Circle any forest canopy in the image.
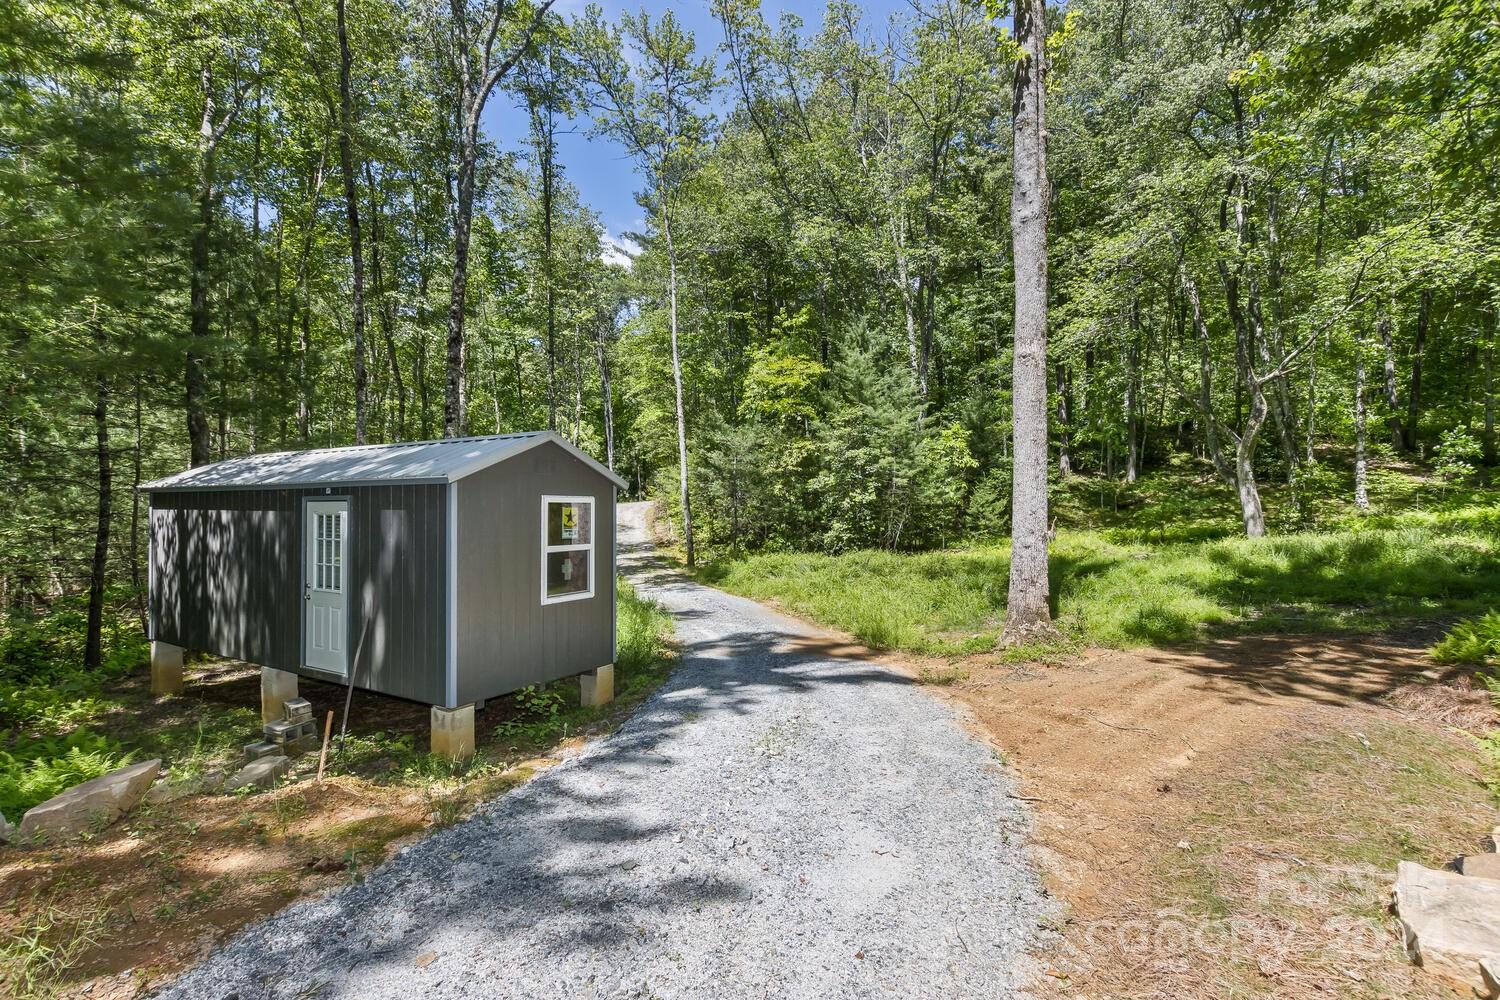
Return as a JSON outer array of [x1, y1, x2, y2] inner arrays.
[[1, 0, 1496, 657]]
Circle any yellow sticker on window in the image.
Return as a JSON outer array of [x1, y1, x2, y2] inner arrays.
[[561, 504, 578, 540]]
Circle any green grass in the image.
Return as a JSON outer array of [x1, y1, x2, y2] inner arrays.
[[0, 577, 676, 815], [698, 497, 1500, 656]]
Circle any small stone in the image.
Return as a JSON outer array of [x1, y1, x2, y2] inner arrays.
[[222, 755, 291, 793], [621, 859, 639, 871], [1176, 840, 1190, 851], [414, 951, 437, 968], [19, 759, 161, 843]]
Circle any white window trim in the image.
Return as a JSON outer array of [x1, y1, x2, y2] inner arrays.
[[540, 494, 595, 606]]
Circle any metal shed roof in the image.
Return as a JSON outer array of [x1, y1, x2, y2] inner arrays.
[[140, 430, 627, 492]]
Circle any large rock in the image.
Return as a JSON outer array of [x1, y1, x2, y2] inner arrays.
[[0, 810, 14, 843], [18, 759, 160, 843], [1458, 853, 1500, 881], [1393, 861, 1500, 997], [222, 755, 290, 793]]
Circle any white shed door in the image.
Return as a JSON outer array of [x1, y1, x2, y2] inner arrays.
[[304, 500, 349, 675]]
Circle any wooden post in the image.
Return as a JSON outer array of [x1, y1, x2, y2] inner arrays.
[[316, 710, 334, 783]]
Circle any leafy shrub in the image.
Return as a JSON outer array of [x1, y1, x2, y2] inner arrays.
[[616, 575, 671, 674], [1434, 427, 1484, 486], [1432, 611, 1500, 667], [0, 734, 135, 817], [513, 684, 565, 721]]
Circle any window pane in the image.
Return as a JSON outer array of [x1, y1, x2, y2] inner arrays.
[[546, 550, 589, 597], [547, 501, 591, 546]]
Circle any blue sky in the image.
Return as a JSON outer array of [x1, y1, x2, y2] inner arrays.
[[480, 0, 915, 263]]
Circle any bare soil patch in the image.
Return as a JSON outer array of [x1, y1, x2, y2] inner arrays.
[[0, 662, 611, 998], [718, 591, 1500, 997], [935, 632, 1500, 999]]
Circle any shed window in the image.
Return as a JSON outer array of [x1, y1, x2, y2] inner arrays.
[[314, 511, 343, 592], [541, 496, 593, 605]]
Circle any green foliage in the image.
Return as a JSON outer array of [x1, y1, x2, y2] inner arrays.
[[0, 736, 135, 819], [615, 575, 672, 677], [0, 598, 146, 815], [0, 903, 112, 1000], [704, 513, 1500, 655], [1434, 427, 1484, 485], [740, 337, 828, 426], [1432, 612, 1500, 666]]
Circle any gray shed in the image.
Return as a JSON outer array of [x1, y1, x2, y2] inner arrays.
[[139, 431, 626, 757]]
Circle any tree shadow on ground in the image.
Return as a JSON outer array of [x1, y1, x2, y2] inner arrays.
[[165, 520, 921, 996]]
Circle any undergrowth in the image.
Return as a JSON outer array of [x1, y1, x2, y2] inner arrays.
[[701, 522, 1500, 656], [1432, 611, 1500, 797], [0, 593, 144, 817], [0, 903, 113, 1000], [0, 577, 675, 818]]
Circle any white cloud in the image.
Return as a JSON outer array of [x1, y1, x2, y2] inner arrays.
[[602, 230, 640, 269]]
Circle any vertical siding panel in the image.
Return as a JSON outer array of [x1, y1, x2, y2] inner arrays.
[[454, 441, 615, 705]]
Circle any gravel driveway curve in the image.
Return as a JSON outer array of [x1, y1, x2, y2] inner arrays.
[[158, 502, 1052, 1000]]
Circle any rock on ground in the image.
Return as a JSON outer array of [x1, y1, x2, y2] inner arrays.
[[18, 759, 160, 843], [222, 755, 291, 793], [1458, 853, 1500, 881], [1393, 860, 1500, 997], [156, 502, 1052, 1000]]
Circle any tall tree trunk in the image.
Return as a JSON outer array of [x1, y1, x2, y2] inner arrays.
[[299, 281, 312, 443], [1233, 390, 1268, 536], [893, 216, 924, 399], [1181, 265, 1234, 482], [365, 163, 405, 439], [541, 122, 557, 431], [442, 0, 555, 439], [445, 123, 478, 438], [1305, 333, 1319, 462], [1354, 320, 1369, 509], [248, 85, 264, 453], [1055, 361, 1071, 476], [1001, 0, 1054, 642], [1379, 302, 1402, 449], [1404, 290, 1429, 451], [417, 271, 433, 438], [186, 68, 218, 468], [130, 381, 146, 635], [663, 208, 696, 567], [1124, 299, 1140, 483], [1484, 308, 1496, 464], [86, 312, 112, 670], [337, 0, 368, 444], [596, 318, 615, 470]]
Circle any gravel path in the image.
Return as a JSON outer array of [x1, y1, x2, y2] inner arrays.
[[159, 502, 1051, 1000]]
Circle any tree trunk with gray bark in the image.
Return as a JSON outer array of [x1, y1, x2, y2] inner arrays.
[[1001, 0, 1055, 644]]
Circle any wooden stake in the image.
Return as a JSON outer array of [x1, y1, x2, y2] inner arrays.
[[316, 710, 334, 784]]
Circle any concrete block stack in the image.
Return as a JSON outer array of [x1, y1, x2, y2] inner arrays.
[[245, 697, 319, 761]]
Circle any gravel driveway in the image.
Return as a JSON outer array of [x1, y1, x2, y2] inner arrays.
[[159, 501, 1051, 1000]]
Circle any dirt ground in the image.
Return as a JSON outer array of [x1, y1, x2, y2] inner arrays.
[[929, 632, 1500, 999], [0, 662, 592, 999], [7, 619, 1496, 999]]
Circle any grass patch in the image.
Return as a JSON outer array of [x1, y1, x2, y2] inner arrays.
[[700, 521, 1500, 655], [1137, 720, 1495, 998], [0, 575, 677, 996], [0, 903, 113, 1000]]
